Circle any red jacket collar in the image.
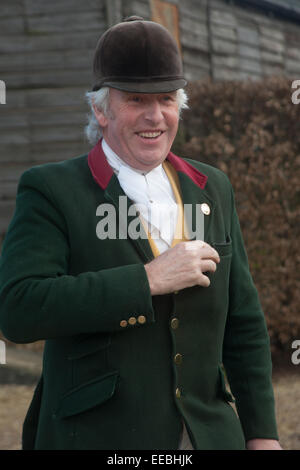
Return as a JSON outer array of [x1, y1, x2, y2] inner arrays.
[[88, 139, 207, 190]]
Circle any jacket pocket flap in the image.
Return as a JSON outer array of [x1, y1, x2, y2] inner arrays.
[[218, 364, 235, 403], [54, 371, 119, 419], [212, 235, 232, 257], [68, 334, 111, 360]]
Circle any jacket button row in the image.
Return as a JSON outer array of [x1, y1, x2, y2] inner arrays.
[[171, 317, 179, 329], [174, 353, 183, 365], [120, 315, 146, 328]]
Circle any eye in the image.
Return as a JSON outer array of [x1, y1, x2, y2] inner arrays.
[[129, 95, 143, 103], [161, 94, 176, 103]]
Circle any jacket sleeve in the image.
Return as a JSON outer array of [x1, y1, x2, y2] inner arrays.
[[222, 184, 279, 442], [0, 168, 155, 343]]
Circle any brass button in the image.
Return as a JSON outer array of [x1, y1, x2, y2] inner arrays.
[[120, 320, 127, 328], [171, 318, 179, 330], [128, 316, 137, 326], [201, 203, 210, 215], [137, 315, 146, 324], [174, 353, 183, 365], [175, 388, 181, 398]]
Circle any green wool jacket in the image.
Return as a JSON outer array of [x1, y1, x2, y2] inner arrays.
[[0, 140, 278, 450]]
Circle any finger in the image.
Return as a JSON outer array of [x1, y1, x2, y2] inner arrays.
[[198, 246, 220, 263], [200, 259, 217, 273], [175, 240, 220, 264], [198, 273, 211, 288], [194, 240, 220, 262]]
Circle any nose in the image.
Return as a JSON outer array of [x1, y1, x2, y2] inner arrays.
[[144, 99, 164, 124]]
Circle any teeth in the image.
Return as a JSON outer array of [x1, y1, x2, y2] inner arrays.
[[138, 131, 162, 138]]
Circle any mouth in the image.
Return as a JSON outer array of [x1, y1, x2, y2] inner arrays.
[[136, 130, 164, 139]]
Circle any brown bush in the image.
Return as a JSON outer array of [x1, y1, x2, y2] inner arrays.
[[174, 77, 300, 356]]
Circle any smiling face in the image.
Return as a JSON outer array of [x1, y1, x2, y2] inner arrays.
[[93, 88, 179, 172]]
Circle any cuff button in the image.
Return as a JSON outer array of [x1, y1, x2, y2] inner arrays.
[[137, 315, 146, 324]]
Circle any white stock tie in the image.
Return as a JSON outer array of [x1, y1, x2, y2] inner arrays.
[[117, 164, 178, 248]]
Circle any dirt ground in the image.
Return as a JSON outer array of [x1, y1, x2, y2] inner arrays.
[[272, 370, 300, 450], [0, 368, 299, 450]]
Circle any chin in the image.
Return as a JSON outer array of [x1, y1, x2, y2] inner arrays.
[[142, 156, 164, 167]]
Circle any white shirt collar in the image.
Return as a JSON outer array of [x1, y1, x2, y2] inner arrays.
[[102, 138, 145, 175]]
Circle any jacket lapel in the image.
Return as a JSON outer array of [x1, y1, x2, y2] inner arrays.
[[88, 140, 155, 262], [176, 172, 215, 242], [166, 152, 215, 242], [104, 175, 155, 262]]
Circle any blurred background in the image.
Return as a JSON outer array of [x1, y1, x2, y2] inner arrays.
[[0, 0, 299, 450]]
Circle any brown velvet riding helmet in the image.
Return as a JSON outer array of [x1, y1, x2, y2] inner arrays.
[[92, 16, 187, 93]]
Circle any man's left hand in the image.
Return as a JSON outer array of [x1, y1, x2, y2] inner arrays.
[[246, 439, 282, 450]]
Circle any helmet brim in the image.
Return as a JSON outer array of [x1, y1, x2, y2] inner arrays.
[[93, 78, 187, 93]]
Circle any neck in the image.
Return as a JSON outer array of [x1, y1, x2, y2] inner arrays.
[[102, 138, 163, 174]]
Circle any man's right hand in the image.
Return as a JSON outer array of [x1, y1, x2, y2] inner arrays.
[[144, 240, 220, 296]]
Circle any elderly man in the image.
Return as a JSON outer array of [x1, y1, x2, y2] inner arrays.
[[0, 17, 281, 450]]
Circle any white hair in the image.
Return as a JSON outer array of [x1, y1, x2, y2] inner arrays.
[[84, 87, 189, 146]]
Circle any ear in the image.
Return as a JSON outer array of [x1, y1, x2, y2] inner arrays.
[[92, 103, 108, 128]]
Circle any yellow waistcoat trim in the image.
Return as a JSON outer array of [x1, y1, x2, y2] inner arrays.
[[139, 161, 190, 258]]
